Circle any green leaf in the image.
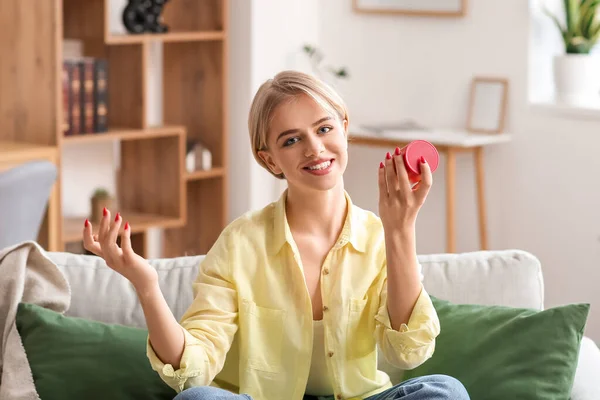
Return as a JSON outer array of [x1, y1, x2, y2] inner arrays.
[[579, 0, 600, 36], [590, 20, 600, 44], [564, 0, 580, 33]]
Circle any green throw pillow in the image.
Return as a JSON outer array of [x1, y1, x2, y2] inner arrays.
[[16, 302, 176, 400], [403, 297, 590, 400]]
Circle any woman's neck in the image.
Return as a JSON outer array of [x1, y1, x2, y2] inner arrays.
[[285, 182, 348, 240]]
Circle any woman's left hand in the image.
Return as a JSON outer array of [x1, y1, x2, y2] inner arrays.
[[378, 147, 433, 233]]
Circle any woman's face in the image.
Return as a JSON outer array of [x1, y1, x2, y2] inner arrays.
[[258, 94, 348, 193]]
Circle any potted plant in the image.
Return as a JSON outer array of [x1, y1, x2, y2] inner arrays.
[[90, 188, 114, 223], [545, 0, 600, 106]]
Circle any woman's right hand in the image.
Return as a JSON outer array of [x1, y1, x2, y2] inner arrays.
[[83, 208, 158, 292]]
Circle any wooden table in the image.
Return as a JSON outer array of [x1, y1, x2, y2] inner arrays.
[[0, 141, 60, 251], [349, 128, 512, 253]]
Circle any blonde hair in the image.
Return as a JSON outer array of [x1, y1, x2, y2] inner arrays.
[[248, 70, 349, 179]]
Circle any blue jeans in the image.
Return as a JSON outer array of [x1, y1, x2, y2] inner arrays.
[[173, 374, 469, 399]]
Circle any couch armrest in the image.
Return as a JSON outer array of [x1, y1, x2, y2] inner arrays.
[[571, 336, 600, 400]]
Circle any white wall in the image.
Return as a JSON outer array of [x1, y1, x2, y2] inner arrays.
[[318, 0, 600, 341], [228, 0, 321, 219]]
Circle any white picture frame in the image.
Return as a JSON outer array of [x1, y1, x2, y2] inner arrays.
[[353, 0, 467, 17], [466, 77, 509, 134]]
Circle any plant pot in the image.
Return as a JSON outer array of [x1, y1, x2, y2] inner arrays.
[[90, 197, 114, 223], [553, 54, 600, 107]]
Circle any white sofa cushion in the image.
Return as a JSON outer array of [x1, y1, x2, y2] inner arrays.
[[419, 249, 544, 310], [46, 249, 544, 328], [48, 252, 202, 327]]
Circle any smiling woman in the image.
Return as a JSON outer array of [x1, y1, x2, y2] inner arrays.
[[83, 70, 468, 400]]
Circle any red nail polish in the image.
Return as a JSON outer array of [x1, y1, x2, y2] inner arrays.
[[420, 156, 426, 163], [84, 219, 89, 227], [395, 147, 401, 155], [103, 207, 108, 217], [115, 212, 120, 222], [124, 222, 129, 230], [379, 161, 384, 169], [386, 152, 392, 160]]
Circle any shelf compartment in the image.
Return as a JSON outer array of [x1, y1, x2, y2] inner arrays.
[[163, 40, 225, 168], [63, 0, 146, 130], [118, 132, 186, 222], [163, 178, 226, 257]]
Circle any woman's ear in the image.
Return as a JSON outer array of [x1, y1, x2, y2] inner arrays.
[[258, 150, 283, 175], [343, 119, 348, 136]]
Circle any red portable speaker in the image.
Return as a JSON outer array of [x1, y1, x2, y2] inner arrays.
[[398, 140, 439, 183]]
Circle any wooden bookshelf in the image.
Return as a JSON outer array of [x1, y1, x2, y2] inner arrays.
[[1, 0, 229, 258]]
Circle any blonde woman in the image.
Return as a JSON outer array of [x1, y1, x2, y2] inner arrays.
[[82, 71, 469, 400]]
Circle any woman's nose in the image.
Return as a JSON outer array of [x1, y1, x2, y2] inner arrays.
[[304, 136, 324, 157]]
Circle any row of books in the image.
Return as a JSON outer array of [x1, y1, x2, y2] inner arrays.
[[62, 58, 108, 136]]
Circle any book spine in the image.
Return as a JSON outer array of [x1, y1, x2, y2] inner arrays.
[[93, 59, 109, 133], [62, 62, 72, 136], [70, 61, 82, 135], [80, 59, 95, 134]]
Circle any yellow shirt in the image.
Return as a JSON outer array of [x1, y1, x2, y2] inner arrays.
[[306, 319, 334, 396], [147, 190, 440, 400]]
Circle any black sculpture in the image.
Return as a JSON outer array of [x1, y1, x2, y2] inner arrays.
[[123, 0, 170, 34]]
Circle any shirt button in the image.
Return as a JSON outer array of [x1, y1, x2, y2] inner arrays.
[[336, 395, 343, 400], [323, 305, 329, 312], [328, 351, 334, 357], [323, 268, 330, 275]]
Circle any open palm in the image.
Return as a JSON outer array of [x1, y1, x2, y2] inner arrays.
[[83, 208, 157, 290]]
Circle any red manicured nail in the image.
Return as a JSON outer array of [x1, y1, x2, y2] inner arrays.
[[379, 161, 384, 169], [386, 152, 392, 160], [115, 212, 120, 222], [420, 156, 426, 163], [124, 222, 129, 230], [395, 147, 401, 155], [103, 207, 108, 217], [84, 219, 89, 227]]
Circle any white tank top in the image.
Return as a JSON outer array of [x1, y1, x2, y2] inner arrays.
[[305, 319, 334, 396]]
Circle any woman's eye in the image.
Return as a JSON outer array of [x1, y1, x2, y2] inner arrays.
[[318, 126, 332, 134], [284, 137, 299, 146]]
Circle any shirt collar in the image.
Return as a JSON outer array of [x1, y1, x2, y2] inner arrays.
[[270, 190, 367, 255]]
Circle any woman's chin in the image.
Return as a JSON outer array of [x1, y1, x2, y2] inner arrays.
[[293, 174, 343, 192]]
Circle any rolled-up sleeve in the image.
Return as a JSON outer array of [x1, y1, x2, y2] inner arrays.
[[146, 231, 238, 392], [374, 273, 440, 370]]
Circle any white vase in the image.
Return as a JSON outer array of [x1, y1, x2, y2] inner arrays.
[[553, 54, 600, 107]]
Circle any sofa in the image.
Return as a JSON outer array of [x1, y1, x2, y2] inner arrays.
[[25, 247, 596, 399], [2, 243, 597, 399]]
